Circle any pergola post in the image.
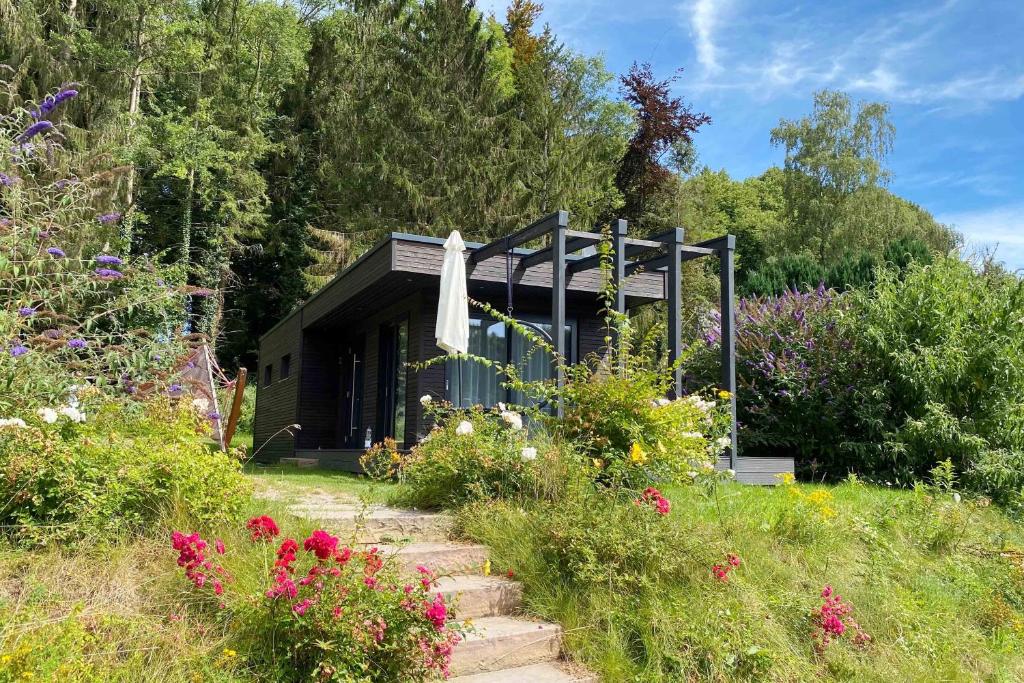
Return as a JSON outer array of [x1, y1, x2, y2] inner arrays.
[[611, 219, 628, 369], [551, 213, 568, 416], [667, 227, 684, 397], [719, 236, 738, 468]]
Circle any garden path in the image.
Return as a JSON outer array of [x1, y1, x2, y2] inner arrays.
[[279, 488, 595, 682]]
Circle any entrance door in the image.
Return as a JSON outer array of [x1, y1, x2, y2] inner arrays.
[[337, 337, 364, 449], [377, 318, 408, 447]]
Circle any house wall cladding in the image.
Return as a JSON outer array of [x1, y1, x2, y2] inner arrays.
[[253, 313, 302, 461], [296, 332, 340, 449]]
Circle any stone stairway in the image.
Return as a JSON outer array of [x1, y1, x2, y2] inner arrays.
[[287, 500, 596, 682]]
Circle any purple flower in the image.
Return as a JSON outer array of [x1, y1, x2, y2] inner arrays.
[[15, 120, 54, 143], [18, 307, 35, 317], [94, 268, 124, 279], [31, 89, 79, 119], [96, 212, 122, 225], [9, 344, 28, 357], [67, 338, 87, 349], [168, 383, 183, 393], [95, 254, 123, 265], [207, 412, 222, 420], [0, 172, 16, 187], [46, 247, 66, 258]]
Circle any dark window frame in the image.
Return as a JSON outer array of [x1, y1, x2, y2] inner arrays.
[[376, 315, 410, 447], [264, 363, 273, 385], [280, 354, 291, 379]]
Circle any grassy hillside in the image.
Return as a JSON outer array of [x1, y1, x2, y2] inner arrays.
[[459, 478, 1024, 682]]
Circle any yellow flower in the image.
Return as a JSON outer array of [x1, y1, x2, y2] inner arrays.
[[718, 389, 732, 400], [592, 458, 604, 469], [390, 452, 401, 463], [629, 443, 647, 465], [2, 656, 11, 664], [222, 649, 237, 659], [776, 472, 795, 486], [482, 559, 491, 576], [20, 673, 33, 680]]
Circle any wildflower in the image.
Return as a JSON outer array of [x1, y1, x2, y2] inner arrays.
[[501, 410, 523, 430], [335, 546, 353, 565], [482, 559, 491, 576], [364, 576, 378, 589], [67, 338, 87, 349], [94, 254, 123, 265], [0, 172, 16, 187], [455, 420, 474, 436], [94, 268, 124, 279], [725, 469, 736, 478], [420, 394, 432, 406], [215, 539, 225, 555], [59, 406, 85, 423], [9, 344, 29, 357], [246, 515, 280, 541], [15, 120, 53, 143], [31, 88, 78, 118], [207, 411, 222, 420], [521, 446, 537, 461], [275, 538, 299, 572], [221, 649, 237, 659], [292, 598, 313, 616], [727, 553, 741, 567], [303, 529, 339, 561], [715, 436, 731, 451], [629, 443, 647, 465], [635, 487, 670, 516], [424, 593, 448, 630], [96, 212, 122, 225], [712, 565, 729, 582], [0, 418, 27, 428], [718, 389, 732, 399], [953, 492, 961, 503], [591, 458, 604, 469], [46, 247, 66, 258], [37, 408, 58, 424]]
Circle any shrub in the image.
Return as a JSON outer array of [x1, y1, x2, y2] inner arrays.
[[390, 402, 542, 509], [171, 520, 463, 681], [0, 394, 249, 546]]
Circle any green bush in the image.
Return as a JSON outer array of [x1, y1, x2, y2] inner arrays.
[[0, 394, 250, 546]]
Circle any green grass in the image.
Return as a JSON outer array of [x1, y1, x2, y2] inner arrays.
[[459, 480, 1024, 682], [243, 463, 391, 506]]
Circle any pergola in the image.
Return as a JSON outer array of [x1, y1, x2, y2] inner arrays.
[[468, 210, 738, 469]]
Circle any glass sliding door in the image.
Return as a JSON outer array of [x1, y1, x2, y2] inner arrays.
[[377, 318, 408, 447], [448, 315, 573, 409]]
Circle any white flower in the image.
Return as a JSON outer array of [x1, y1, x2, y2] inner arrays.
[[687, 471, 698, 479], [59, 406, 85, 423], [0, 418, 27, 428], [497, 402, 507, 412], [521, 447, 538, 461], [680, 431, 704, 439], [37, 407, 58, 424], [725, 468, 736, 478], [655, 397, 670, 407], [952, 492, 961, 503], [420, 394, 432, 407], [715, 436, 732, 451], [501, 411, 523, 430], [455, 420, 474, 436]]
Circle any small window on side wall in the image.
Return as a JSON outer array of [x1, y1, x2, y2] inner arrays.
[[264, 364, 273, 385], [280, 354, 291, 379]]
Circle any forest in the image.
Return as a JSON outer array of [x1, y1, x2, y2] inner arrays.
[[0, 0, 960, 371]]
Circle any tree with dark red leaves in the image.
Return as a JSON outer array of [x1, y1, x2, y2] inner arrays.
[[615, 63, 711, 226]]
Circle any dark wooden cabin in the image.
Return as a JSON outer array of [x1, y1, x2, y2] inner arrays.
[[254, 214, 793, 483]]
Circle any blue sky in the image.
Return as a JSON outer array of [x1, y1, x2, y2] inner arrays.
[[478, 0, 1024, 269]]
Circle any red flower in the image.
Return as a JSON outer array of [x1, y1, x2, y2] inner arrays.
[[424, 593, 448, 630], [727, 553, 741, 567], [215, 539, 226, 555], [335, 546, 353, 565], [303, 529, 339, 561], [246, 515, 280, 542], [275, 538, 299, 572]]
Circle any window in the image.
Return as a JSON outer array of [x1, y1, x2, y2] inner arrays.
[[448, 316, 574, 409], [264, 364, 273, 385], [378, 318, 409, 446], [280, 354, 291, 379]]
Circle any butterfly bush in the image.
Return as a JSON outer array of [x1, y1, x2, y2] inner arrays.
[[0, 87, 192, 415], [171, 517, 463, 681]]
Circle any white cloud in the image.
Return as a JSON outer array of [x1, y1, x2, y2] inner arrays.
[[685, 0, 725, 74], [938, 203, 1024, 270]]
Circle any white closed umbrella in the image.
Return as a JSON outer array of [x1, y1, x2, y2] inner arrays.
[[436, 230, 469, 355]]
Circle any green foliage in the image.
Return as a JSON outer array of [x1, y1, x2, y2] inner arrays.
[[0, 396, 250, 546]]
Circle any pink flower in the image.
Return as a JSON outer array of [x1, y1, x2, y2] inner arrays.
[[727, 553, 741, 567], [275, 538, 299, 572], [246, 515, 280, 541], [292, 598, 313, 616], [215, 539, 225, 555], [424, 593, 448, 630], [364, 576, 379, 589], [304, 529, 339, 561]]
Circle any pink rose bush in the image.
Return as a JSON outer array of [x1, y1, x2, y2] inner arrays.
[[171, 516, 463, 680]]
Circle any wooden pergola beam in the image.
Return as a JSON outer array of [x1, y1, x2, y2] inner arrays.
[[469, 210, 569, 265]]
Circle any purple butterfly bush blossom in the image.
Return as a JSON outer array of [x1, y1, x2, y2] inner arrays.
[[67, 338, 87, 349], [94, 254, 123, 265], [31, 88, 78, 119], [97, 212, 122, 225], [18, 307, 35, 317], [15, 120, 54, 144], [0, 172, 17, 187], [9, 344, 29, 357], [94, 268, 124, 279]]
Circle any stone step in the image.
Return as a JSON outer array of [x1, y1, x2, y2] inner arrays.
[[377, 541, 489, 576], [450, 616, 563, 677], [434, 575, 522, 619], [288, 504, 451, 541], [449, 662, 598, 683]]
